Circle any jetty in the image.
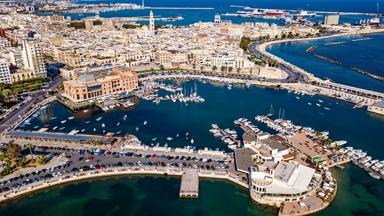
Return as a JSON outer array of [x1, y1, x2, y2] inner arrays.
[[179, 169, 199, 198]]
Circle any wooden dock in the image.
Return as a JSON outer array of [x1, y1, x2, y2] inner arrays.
[[179, 169, 199, 198]]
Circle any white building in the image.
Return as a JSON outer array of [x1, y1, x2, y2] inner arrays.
[[249, 160, 319, 205], [0, 59, 13, 84], [21, 39, 47, 78]]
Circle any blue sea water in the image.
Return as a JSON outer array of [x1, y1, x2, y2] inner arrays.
[[3, 80, 384, 216], [268, 33, 384, 92], [39, 0, 383, 26]]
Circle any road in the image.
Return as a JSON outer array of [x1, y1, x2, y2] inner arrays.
[[0, 76, 62, 134]]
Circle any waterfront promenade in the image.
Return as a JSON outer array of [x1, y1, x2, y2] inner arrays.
[[0, 165, 247, 204]]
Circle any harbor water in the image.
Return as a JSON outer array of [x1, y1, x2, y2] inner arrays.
[[2, 0, 384, 215], [2, 78, 384, 215]]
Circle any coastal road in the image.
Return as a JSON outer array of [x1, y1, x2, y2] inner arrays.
[[0, 76, 62, 134], [248, 42, 306, 83]]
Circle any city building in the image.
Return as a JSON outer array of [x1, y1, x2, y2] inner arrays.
[[324, 15, 340, 25], [20, 38, 47, 79], [0, 59, 12, 84], [63, 66, 138, 102]]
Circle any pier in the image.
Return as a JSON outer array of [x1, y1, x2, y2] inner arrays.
[[179, 169, 199, 198]]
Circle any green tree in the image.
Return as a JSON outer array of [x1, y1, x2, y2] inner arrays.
[[212, 65, 217, 72], [239, 36, 251, 51], [228, 67, 233, 73], [7, 144, 21, 160], [93, 20, 103, 25], [26, 143, 34, 160]]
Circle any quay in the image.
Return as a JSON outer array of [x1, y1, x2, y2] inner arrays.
[[0, 117, 337, 216], [179, 169, 199, 198]]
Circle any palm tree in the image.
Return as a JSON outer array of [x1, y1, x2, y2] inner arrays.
[[236, 68, 241, 75], [0, 152, 5, 167], [26, 143, 34, 160], [212, 65, 217, 72]]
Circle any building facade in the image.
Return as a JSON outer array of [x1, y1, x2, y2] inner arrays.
[[21, 38, 47, 79], [0, 60, 12, 84], [63, 67, 138, 102]]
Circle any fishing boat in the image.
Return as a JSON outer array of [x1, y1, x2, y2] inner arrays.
[[85, 121, 91, 124], [135, 127, 139, 131], [68, 117, 75, 120], [143, 121, 148, 125], [316, 103, 321, 107], [96, 117, 103, 121], [116, 122, 120, 126], [166, 137, 173, 141], [307, 102, 312, 106], [116, 131, 121, 134], [295, 96, 300, 99], [93, 128, 96, 132], [324, 107, 331, 110], [185, 132, 189, 136], [190, 138, 194, 144], [61, 120, 67, 124], [152, 137, 157, 141], [176, 134, 179, 138], [52, 126, 58, 130], [102, 123, 105, 128]]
